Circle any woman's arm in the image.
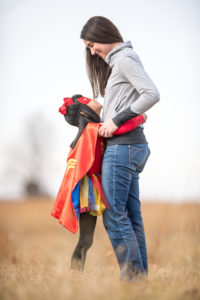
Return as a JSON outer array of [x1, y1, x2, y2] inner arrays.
[[99, 55, 159, 137], [112, 55, 160, 127]]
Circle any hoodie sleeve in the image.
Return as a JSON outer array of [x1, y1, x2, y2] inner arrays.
[[112, 55, 160, 127]]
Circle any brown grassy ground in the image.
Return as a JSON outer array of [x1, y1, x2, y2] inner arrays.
[[0, 199, 199, 300]]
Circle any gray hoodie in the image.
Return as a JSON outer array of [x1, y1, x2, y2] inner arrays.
[[102, 40, 160, 121], [101, 40, 160, 145]]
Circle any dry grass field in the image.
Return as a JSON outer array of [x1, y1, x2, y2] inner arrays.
[[0, 199, 199, 300]]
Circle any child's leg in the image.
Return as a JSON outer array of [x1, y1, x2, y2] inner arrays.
[[71, 213, 97, 272]]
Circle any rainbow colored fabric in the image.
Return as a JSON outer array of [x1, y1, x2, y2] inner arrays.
[[72, 173, 106, 219]]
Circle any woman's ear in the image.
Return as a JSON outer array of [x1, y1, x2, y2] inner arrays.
[[80, 111, 85, 115]]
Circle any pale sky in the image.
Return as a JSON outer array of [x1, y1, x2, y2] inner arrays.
[[0, 0, 199, 201]]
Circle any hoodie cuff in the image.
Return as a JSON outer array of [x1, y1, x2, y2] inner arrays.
[[112, 107, 139, 127]]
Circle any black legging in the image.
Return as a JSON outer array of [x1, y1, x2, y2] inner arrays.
[[71, 213, 97, 272]]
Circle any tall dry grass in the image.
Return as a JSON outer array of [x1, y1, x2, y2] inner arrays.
[[0, 199, 199, 300]]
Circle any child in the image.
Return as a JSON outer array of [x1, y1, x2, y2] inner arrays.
[[51, 94, 146, 272]]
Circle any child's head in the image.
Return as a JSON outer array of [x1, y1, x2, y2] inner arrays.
[[59, 94, 102, 126], [59, 94, 102, 148]]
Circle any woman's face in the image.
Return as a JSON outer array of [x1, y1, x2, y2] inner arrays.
[[83, 40, 114, 60], [86, 99, 103, 116]]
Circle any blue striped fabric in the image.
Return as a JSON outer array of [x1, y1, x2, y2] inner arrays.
[[72, 181, 81, 219]]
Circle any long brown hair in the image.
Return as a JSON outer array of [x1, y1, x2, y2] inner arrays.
[[80, 16, 123, 98]]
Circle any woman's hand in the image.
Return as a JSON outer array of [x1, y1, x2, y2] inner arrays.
[[99, 119, 119, 137], [142, 113, 148, 122]]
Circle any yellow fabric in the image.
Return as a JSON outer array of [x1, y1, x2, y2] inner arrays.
[[79, 174, 106, 216], [79, 175, 89, 209], [89, 174, 106, 216]]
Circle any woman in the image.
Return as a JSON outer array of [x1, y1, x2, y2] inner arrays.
[[80, 16, 160, 281], [51, 94, 146, 272]]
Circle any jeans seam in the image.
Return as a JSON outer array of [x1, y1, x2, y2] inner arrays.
[[113, 145, 130, 263]]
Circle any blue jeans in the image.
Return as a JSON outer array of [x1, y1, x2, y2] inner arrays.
[[101, 143, 150, 281]]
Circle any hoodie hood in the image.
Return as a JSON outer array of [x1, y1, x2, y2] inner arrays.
[[105, 40, 133, 67]]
